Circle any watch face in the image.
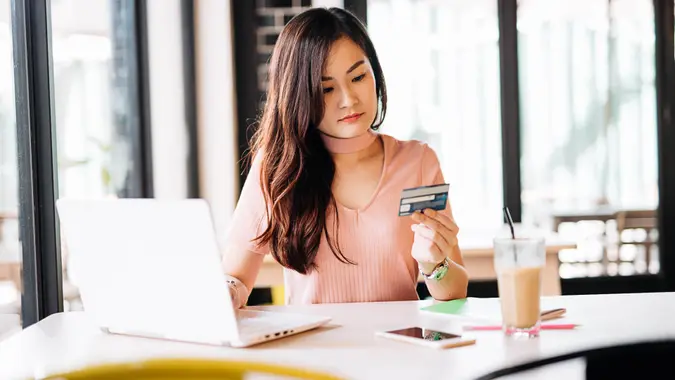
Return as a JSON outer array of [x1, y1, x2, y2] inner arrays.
[[433, 265, 448, 280], [421, 258, 449, 280]]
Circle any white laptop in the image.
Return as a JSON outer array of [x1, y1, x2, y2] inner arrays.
[[55, 198, 331, 348]]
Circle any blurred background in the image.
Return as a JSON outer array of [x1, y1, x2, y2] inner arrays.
[[1, 0, 673, 339]]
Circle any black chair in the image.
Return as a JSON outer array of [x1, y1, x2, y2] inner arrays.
[[475, 339, 675, 379]]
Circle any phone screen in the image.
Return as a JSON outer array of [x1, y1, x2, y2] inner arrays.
[[386, 327, 461, 341]]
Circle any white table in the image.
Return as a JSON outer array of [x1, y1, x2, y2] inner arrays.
[[1, 292, 674, 380]]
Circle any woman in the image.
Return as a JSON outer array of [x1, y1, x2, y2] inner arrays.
[[222, 7, 468, 307]]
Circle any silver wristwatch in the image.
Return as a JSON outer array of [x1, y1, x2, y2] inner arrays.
[[419, 257, 450, 281]]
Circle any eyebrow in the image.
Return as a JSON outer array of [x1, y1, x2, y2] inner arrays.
[[321, 60, 365, 81]]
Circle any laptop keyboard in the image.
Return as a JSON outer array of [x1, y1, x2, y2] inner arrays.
[[236, 310, 311, 337]]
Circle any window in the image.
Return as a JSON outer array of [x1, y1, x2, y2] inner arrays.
[[51, 0, 148, 311], [0, 0, 21, 338], [518, 0, 659, 278], [367, 0, 504, 230], [53, 0, 145, 201]]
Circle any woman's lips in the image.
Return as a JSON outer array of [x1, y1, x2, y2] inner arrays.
[[339, 113, 364, 123]]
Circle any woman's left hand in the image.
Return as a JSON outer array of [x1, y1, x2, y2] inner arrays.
[[410, 208, 459, 274]]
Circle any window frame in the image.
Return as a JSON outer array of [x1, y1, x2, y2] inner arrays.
[[11, 0, 62, 327]]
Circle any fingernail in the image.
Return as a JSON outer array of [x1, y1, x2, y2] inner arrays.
[[424, 209, 436, 216]]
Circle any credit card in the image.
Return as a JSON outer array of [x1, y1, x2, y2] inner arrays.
[[398, 184, 449, 216]]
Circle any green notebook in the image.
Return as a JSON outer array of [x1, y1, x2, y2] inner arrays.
[[420, 297, 501, 322], [421, 298, 469, 314]]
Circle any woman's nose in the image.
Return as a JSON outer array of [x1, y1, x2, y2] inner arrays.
[[339, 87, 359, 108]]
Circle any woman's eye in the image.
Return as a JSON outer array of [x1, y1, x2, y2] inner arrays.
[[323, 87, 334, 94], [352, 74, 366, 82]]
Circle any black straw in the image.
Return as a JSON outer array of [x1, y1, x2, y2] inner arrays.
[[503, 206, 515, 239]]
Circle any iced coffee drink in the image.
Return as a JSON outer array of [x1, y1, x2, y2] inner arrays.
[[494, 238, 545, 338]]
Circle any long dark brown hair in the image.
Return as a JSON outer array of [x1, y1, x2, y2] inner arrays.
[[249, 7, 387, 275]]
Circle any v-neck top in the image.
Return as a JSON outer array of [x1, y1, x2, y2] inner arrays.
[[224, 134, 453, 304]]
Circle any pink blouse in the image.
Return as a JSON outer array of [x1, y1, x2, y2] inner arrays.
[[224, 134, 453, 304]]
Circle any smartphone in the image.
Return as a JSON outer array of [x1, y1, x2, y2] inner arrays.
[[376, 327, 476, 349]]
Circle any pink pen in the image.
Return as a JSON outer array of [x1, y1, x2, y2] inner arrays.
[[463, 323, 578, 331]]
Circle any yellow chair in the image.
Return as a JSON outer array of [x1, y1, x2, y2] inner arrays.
[[271, 285, 285, 305], [45, 358, 345, 380]]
